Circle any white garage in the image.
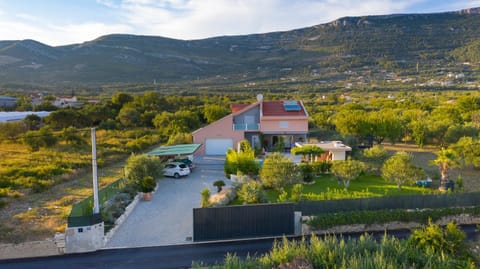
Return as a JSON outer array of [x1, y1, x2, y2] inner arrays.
[[205, 138, 233, 155]]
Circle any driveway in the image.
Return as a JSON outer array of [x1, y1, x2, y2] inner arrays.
[[105, 156, 229, 248]]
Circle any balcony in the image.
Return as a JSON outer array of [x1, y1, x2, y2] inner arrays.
[[233, 123, 260, 131]]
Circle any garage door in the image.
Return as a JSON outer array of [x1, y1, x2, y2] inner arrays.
[[205, 139, 233, 155]]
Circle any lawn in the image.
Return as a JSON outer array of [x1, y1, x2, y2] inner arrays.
[[242, 174, 435, 204]]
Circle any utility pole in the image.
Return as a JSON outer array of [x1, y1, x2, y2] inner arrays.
[[91, 128, 100, 214]]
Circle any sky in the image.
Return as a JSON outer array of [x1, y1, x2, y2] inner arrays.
[[0, 0, 479, 46]]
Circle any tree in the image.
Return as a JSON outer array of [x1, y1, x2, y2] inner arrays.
[[369, 110, 403, 144], [61, 126, 86, 147], [361, 145, 387, 175], [125, 154, 163, 192], [330, 159, 364, 188], [444, 124, 479, 145], [411, 121, 427, 148], [291, 145, 324, 163], [0, 122, 26, 142], [45, 109, 87, 129], [449, 137, 480, 168], [117, 106, 141, 128], [23, 114, 42, 131], [204, 104, 228, 123], [166, 133, 192, 145], [382, 151, 421, 189], [260, 152, 299, 190], [213, 180, 226, 193], [111, 92, 133, 110], [333, 110, 370, 138], [430, 148, 460, 191], [23, 127, 58, 151]]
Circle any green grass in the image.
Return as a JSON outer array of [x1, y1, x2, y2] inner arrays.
[[234, 174, 435, 204], [305, 174, 434, 196]]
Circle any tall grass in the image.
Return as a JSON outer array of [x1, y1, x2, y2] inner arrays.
[[194, 227, 475, 269]]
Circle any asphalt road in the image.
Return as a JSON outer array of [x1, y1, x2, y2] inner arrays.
[[2, 225, 478, 269]]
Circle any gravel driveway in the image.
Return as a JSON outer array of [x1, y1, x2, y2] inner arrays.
[[105, 156, 229, 248]]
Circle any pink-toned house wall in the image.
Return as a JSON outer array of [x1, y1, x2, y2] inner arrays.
[[260, 117, 308, 133], [192, 115, 245, 155]]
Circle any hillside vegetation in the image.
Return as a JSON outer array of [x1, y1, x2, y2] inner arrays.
[[0, 8, 479, 87]]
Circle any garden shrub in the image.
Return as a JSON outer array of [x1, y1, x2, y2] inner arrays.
[[298, 163, 314, 182], [200, 188, 211, 207], [237, 181, 265, 204], [290, 184, 303, 202], [260, 152, 299, 190], [224, 142, 259, 177]]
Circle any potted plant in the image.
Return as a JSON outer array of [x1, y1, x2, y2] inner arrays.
[[140, 176, 156, 201]]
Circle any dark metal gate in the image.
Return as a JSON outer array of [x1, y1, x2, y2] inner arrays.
[[193, 203, 295, 241]]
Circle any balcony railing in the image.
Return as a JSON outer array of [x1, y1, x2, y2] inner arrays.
[[233, 123, 260, 131]]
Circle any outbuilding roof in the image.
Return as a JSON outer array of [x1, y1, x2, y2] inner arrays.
[[147, 143, 202, 156], [0, 111, 51, 122]]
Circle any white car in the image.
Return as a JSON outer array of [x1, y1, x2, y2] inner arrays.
[[164, 162, 191, 178]]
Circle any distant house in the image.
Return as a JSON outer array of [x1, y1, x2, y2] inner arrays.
[[54, 96, 83, 108], [295, 141, 352, 161], [0, 96, 18, 109], [192, 95, 309, 155]]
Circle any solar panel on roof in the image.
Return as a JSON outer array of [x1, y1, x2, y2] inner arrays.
[[283, 101, 301, 111]]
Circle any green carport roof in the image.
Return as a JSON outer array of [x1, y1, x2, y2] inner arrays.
[[147, 143, 201, 156]]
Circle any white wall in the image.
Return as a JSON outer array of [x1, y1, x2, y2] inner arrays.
[[332, 151, 346, 161], [65, 223, 104, 253]]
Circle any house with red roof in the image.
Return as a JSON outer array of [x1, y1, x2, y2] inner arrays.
[[192, 95, 309, 155]]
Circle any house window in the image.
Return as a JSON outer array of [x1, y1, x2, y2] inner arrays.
[[279, 121, 289, 128]]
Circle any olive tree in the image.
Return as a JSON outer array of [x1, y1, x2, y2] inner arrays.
[[361, 145, 387, 175], [382, 151, 422, 189], [330, 159, 365, 188]]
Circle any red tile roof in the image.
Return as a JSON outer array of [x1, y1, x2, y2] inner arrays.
[[262, 101, 307, 116], [230, 103, 250, 113]]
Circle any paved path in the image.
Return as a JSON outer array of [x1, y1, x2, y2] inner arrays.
[[105, 156, 229, 248]]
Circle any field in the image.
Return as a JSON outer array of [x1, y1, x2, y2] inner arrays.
[[0, 128, 162, 243]]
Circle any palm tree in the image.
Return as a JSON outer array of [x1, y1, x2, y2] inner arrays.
[[431, 148, 460, 191]]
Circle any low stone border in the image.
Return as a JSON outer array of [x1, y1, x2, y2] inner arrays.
[[103, 183, 160, 245], [0, 239, 59, 260]]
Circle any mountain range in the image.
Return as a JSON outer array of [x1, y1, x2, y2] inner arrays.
[[1, 7, 480, 87]]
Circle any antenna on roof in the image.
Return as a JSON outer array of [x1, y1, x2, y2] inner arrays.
[[257, 94, 263, 102]]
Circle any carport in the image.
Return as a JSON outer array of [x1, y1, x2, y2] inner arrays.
[[147, 144, 201, 159]]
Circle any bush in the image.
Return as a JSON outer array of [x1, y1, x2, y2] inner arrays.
[[200, 188, 211, 207], [311, 161, 331, 174], [260, 152, 299, 190], [237, 181, 265, 204], [298, 163, 314, 182], [224, 144, 259, 177], [409, 221, 466, 255], [125, 154, 163, 192], [140, 176, 156, 193]]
